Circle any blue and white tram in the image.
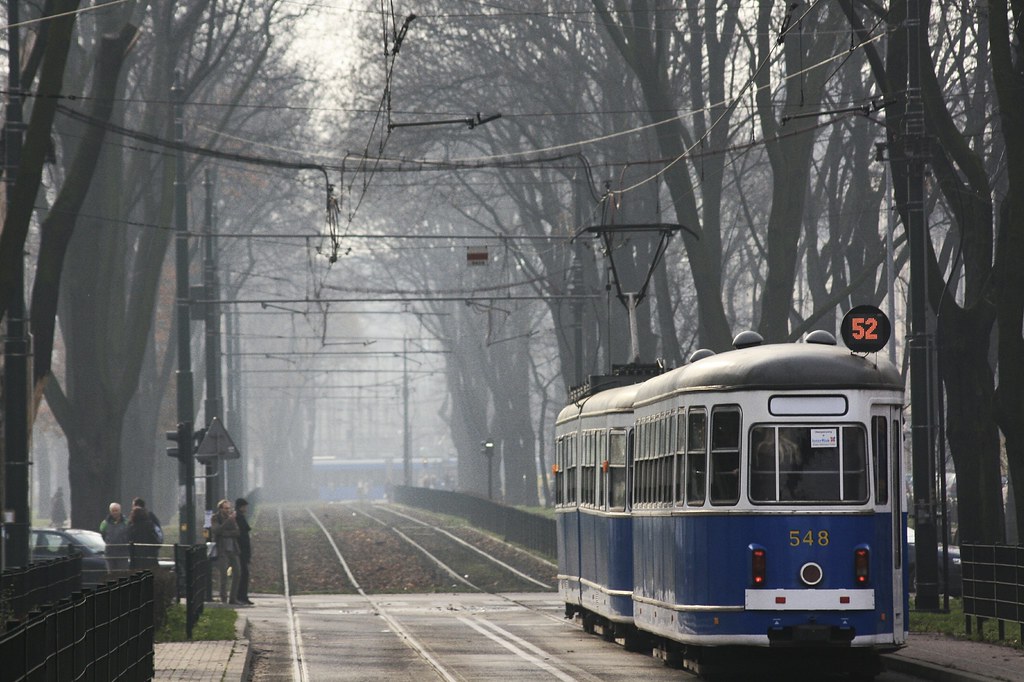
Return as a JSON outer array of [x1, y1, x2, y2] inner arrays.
[[555, 382, 640, 638], [557, 328, 907, 677]]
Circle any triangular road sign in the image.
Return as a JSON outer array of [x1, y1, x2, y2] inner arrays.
[[196, 417, 240, 462]]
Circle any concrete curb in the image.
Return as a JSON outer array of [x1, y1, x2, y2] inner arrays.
[[225, 612, 253, 681]]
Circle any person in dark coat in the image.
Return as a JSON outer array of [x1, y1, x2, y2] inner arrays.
[[132, 497, 163, 543], [127, 506, 160, 568], [234, 498, 253, 605], [50, 487, 67, 528]]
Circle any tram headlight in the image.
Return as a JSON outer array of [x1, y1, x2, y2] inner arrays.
[[800, 562, 824, 586]]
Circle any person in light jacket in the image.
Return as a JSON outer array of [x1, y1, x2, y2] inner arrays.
[[100, 502, 131, 570], [211, 499, 241, 604]]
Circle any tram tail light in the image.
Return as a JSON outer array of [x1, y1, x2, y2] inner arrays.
[[751, 546, 767, 587], [854, 547, 870, 585]]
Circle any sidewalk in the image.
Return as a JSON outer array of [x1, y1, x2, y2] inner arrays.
[[884, 632, 1024, 682], [153, 606, 252, 682]]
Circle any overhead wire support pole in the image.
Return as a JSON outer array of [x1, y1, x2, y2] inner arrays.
[[2, 0, 30, 569], [203, 169, 223, 507], [575, 223, 695, 364], [906, 0, 938, 611], [173, 73, 197, 546]]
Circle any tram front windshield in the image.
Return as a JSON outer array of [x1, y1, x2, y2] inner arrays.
[[749, 425, 868, 504]]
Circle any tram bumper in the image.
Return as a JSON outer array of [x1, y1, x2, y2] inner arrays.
[[767, 623, 855, 646]]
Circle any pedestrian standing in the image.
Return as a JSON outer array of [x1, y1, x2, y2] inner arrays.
[[50, 487, 67, 528], [100, 502, 131, 570], [127, 506, 160, 568], [234, 498, 254, 605], [211, 499, 241, 604], [132, 497, 163, 543]]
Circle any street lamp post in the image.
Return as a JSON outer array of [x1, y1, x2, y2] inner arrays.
[[481, 440, 495, 500]]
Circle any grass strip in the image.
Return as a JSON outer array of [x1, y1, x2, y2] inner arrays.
[[156, 604, 237, 642]]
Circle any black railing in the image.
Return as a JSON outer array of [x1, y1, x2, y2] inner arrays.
[[175, 543, 209, 638], [392, 486, 556, 559], [961, 543, 1024, 640], [1, 554, 82, 620], [0, 571, 154, 681]]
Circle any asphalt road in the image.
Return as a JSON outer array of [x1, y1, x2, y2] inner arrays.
[[244, 591, 926, 681]]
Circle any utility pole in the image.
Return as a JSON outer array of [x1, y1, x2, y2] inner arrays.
[[225, 305, 242, 497], [2, 0, 30, 569], [402, 337, 411, 486], [203, 169, 224, 506], [172, 73, 197, 546], [906, 0, 938, 610], [224, 305, 243, 496]]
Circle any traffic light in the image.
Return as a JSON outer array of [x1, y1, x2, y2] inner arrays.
[[481, 440, 494, 459], [166, 421, 193, 460]]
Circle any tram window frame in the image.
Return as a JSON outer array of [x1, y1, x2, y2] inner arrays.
[[566, 433, 578, 505], [686, 408, 707, 506], [597, 430, 607, 510], [872, 416, 889, 505], [891, 417, 902, 567], [608, 430, 627, 511], [662, 414, 673, 504], [709, 406, 741, 505], [580, 431, 593, 507], [639, 420, 647, 507], [554, 436, 565, 507], [675, 408, 687, 505], [747, 424, 870, 504], [632, 421, 644, 507]]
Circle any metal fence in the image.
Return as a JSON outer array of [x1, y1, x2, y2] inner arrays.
[[1, 554, 82, 620], [392, 486, 556, 559], [961, 543, 1024, 640], [0, 571, 154, 681]]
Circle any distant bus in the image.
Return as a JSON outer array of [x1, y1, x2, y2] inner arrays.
[[312, 456, 457, 501]]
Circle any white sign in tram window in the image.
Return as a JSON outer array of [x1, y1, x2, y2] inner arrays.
[[811, 428, 838, 448]]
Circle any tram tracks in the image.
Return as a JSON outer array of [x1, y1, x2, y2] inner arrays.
[[272, 503, 565, 680]]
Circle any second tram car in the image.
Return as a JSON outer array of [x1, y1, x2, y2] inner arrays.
[[556, 327, 906, 678], [555, 383, 640, 638]]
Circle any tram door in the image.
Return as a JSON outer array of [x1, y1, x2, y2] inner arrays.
[[873, 404, 906, 642]]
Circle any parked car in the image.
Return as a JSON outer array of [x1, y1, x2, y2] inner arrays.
[[906, 527, 963, 597], [31, 527, 111, 585]]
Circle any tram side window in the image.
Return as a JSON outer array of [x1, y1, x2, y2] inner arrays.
[[686, 409, 707, 506], [675, 410, 686, 505], [872, 417, 889, 505], [750, 427, 777, 501], [639, 421, 648, 506], [566, 434, 577, 505], [608, 431, 627, 511], [710, 407, 741, 505], [657, 415, 670, 504], [597, 430, 606, 509], [580, 432, 595, 506], [632, 423, 644, 506], [843, 428, 868, 501], [554, 437, 565, 506]]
